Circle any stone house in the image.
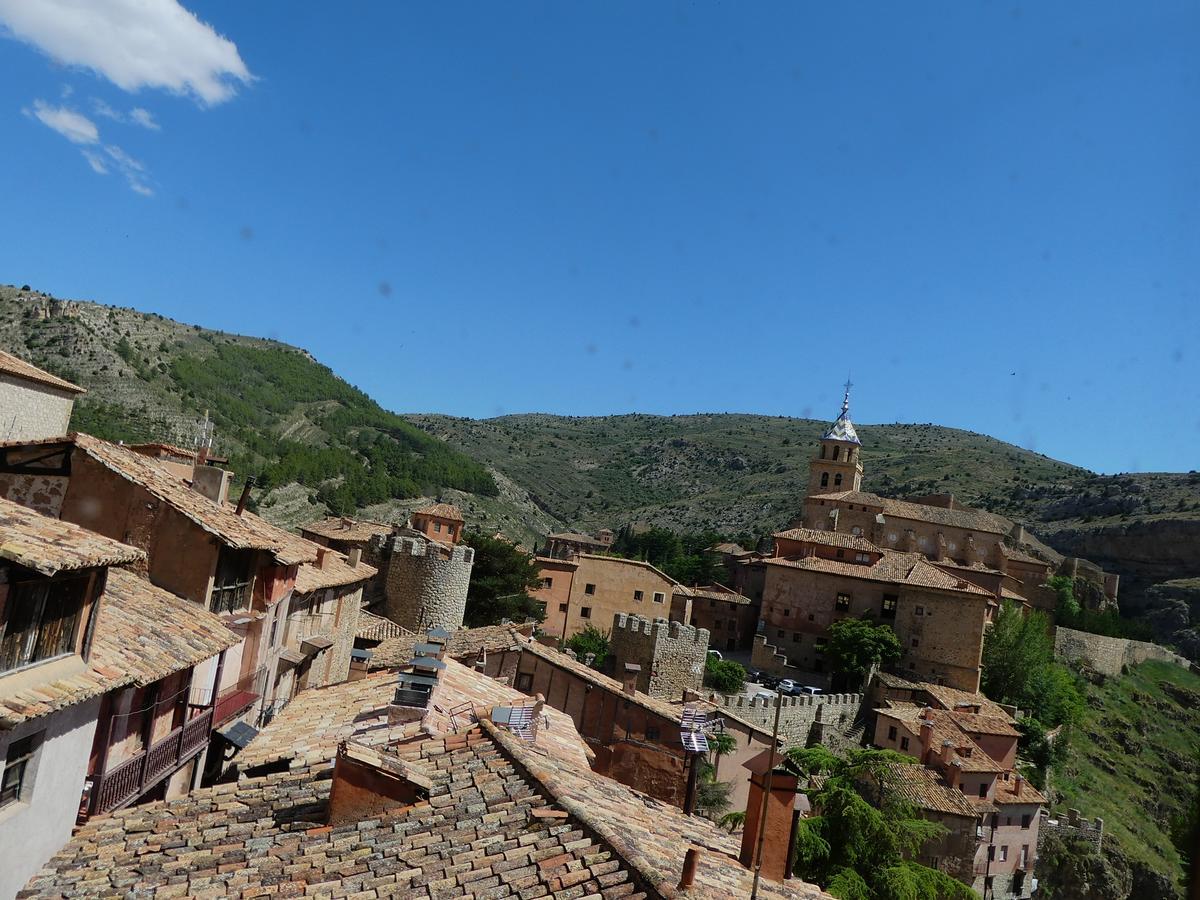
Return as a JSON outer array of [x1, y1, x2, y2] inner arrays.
[[542, 528, 615, 559], [755, 529, 997, 692], [0, 499, 236, 897], [409, 502, 465, 545], [868, 681, 1044, 898], [529, 552, 692, 641], [270, 546, 376, 710], [23, 641, 832, 899], [0, 349, 85, 443], [0, 433, 320, 740], [687, 583, 759, 653]]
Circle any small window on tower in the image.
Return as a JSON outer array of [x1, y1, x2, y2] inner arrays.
[[834, 473, 843, 487], [820, 472, 829, 488], [820, 446, 826, 459], [832, 446, 840, 461]]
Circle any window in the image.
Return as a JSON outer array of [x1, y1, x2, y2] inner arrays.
[[978, 783, 988, 798], [584, 583, 596, 595], [0, 576, 89, 673], [820, 472, 829, 487], [1021, 814, 1031, 829], [808, 613, 815, 621], [541, 577, 554, 589], [835, 593, 850, 612], [782, 608, 790, 616], [855, 553, 871, 563], [211, 548, 255, 615], [558, 603, 568, 613], [834, 473, 843, 487], [820, 446, 826, 459], [0, 733, 39, 808], [633, 590, 644, 601], [900, 736, 910, 751], [776, 629, 784, 638], [911, 638, 919, 648], [652, 592, 665, 604], [887, 726, 897, 741], [515, 672, 533, 693], [579, 607, 591, 619], [999, 846, 1009, 862], [835, 549, 844, 559], [434, 522, 442, 532], [881, 594, 898, 619], [645, 725, 660, 741], [814, 638, 827, 654], [832, 446, 840, 461], [792, 632, 800, 642], [268, 610, 280, 648], [915, 605, 924, 616]]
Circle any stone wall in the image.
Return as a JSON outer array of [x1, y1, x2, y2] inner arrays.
[[701, 689, 866, 748], [609, 613, 709, 699], [0, 375, 75, 442], [1053, 626, 1192, 676], [1038, 808, 1103, 852], [376, 535, 474, 632]]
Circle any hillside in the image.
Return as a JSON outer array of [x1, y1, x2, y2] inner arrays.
[[1052, 660, 1200, 898], [0, 285, 497, 525]]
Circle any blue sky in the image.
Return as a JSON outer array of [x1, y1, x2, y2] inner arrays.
[[0, 2, 1196, 475]]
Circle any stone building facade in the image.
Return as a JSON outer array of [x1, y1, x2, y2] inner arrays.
[[1053, 626, 1191, 676], [609, 613, 709, 699], [701, 691, 866, 748], [371, 533, 474, 632], [0, 349, 84, 442]]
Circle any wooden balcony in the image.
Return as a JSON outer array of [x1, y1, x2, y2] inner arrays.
[[212, 667, 266, 726], [87, 708, 213, 817]]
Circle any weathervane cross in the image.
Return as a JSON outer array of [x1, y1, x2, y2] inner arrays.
[[841, 376, 853, 414]]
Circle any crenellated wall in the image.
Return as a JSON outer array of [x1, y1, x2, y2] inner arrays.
[[702, 689, 866, 747], [374, 535, 474, 632], [609, 613, 709, 699]]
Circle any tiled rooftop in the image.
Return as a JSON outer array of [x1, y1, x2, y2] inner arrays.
[[4, 434, 319, 566], [1, 567, 236, 730], [810, 490, 1009, 535], [367, 624, 529, 671], [0, 495, 144, 576], [0, 348, 85, 393], [773, 527, 882, 553], [237, 657, 591, 774], [294, 549, 378, 594], [882, 763, 982, 818], [413, 502, 464, 522], [356, 610, 409, 643], [766, 549, 994, 597], [875, 707, 1003, 773], [300, 516, 395, 543]]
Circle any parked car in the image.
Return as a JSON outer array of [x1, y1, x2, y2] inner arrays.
[[777, 679, 799, 695], [752, 690, 776, 702], [748, 670, 777, 687], [797, 686, 822, 696]]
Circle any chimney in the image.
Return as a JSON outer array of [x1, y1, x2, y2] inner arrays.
[[235, 476, 255, 515], [621, 663, 641, 696], [940, 740, 955, 766], [347, 547, 362, 568], [678, 848, 700, 889], [946, 759, 962, 790], [1014, 773, 1024, 795], [192, 465, 232, 506], [919, 720, 934, 760], [738, 749, 801, 883]]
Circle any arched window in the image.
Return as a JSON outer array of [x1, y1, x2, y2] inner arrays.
[[832, 446, 840, 461], [820, 472, 829, 487], [819, 446, 826, 459], [834, 473, 843, 487]]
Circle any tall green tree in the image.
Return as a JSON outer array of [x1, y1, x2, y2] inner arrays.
[[461, 532, 545, 627], [787, 746, 975, 900], [564, 624, 610, 669], [981, 602, 1081, 731], [826, 617, 902, 691]]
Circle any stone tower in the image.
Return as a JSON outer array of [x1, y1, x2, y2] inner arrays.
[[609, 613, 710, 700], [372, 533, 475, 632], [807, 380, 864, 496]]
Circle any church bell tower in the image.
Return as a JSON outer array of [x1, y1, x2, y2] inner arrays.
[[807, 380, 863, 496]]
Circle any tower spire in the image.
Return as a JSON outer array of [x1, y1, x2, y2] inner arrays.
[[841, 377, 852, 416], [821, 381, 860, 445]]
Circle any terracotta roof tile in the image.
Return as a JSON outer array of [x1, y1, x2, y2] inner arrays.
[[774, 527, 882, 553], [412, 502, 464, 521], [993, 770, 1047, 805], [355, 609, 409, 642], [293, 550, 377, 594], [812, 490, 1010, 535], [766, 549, 993, 596], [299, 516, 395, 543], [0, 348, 85, 393], [880, 763, 982, 818], [0, 496, 144, 576], [367, 623, 528, 670]]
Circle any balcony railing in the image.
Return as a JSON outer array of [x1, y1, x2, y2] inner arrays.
[[212, 667, 266, 726], [87, 708, 213, 817]]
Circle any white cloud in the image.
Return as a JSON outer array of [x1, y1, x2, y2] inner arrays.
[[26, 99, 98, 143], [104, 143, 153, 195], [81, 149, 107, 173], [0, 0, 252, 106], [129, 107, 159, 130], [91, 97, 122, 121]]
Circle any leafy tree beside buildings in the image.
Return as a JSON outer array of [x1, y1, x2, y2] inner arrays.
[[564, 625, 610, 669], [460, 532, 544, 627], [825, 617, 901, 691], [787, 745, 975, 900], [703, 654, 747, 693], [609, 526, 724, 586]]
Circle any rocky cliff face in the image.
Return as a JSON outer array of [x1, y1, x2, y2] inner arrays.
[[1046, 518, 1200, 656]]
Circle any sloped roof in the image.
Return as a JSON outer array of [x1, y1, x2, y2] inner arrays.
[[0, 496, 144, 576], [293, 550, 377, 594], [1, 566, 236, 729], [993, 770, 1047, 805], [299, 516, 394, 543], [355, 609, 408, 642], [90, 568, 239, 687], [237, 656, 590, 774], [22, 434, 320, 566], [765, 549, 994, 597], [0, 348, 85, 393], [774, 527, 882, 553], [875, 707, 1004, 773], [547, 530, 606, 543], [882, 763, 981, 818], [367, 623, 529, 670], [412, 502, 463, 522], [809, 490, 1010, 536]]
